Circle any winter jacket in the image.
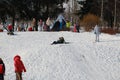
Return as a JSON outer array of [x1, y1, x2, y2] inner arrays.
[[0, 59, 5, 74], [8, 24, 13, 31], [94, 25, 101, 35], [46, 18, 52, 26], [39, 19, 43, 26], [28, 27, 33, 31], [14, 55, 26, 73], [56, 14, 65, 23], [66, 22, 71, 28], [73, 24, 77, 32], [0, 24, 3, 30]]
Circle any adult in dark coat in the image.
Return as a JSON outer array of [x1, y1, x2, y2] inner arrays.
[[76, 23, 80, 33], [51, 21, 60, 31]]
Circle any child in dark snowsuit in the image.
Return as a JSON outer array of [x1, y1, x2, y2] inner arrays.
[[0, 58, 5, 80], [51, 37, 65, 44], [14, 55, 26, 80]]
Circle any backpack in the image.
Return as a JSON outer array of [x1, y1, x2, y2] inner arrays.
[[0, 64, 3, 74]]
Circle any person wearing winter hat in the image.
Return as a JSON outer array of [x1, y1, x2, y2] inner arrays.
[[51, 37, 65, 45], [14, 55, 26, 80], [0, 58, 5, 80]]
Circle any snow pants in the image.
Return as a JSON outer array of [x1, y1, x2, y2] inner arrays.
[[0, 74, 4, 80], [95, 34, 99, 42], [16, 72, 22, 80]]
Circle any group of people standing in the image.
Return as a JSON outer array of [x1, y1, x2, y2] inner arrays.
[[0, 13, 82, 34], [0, 55, 26, 80], [17, 14, 80, 32]]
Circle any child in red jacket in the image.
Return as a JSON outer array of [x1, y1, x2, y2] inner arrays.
[[14, 55, 26, 80], [0, 58, 5, 80], [7, 24, 14, 35]]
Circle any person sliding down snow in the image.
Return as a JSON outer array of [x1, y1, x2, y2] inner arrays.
[[51, 37, 65, 45]]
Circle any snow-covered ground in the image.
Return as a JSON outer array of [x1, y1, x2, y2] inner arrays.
[[0, 31, 120, 80]]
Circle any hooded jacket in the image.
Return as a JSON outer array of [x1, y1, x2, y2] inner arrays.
[[0, 58, 5, 74], [14, 55, 26, 73]]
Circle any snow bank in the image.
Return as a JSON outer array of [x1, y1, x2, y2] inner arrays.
[[0, 31, 120, 80]]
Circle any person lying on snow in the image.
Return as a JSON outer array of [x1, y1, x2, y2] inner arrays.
[[51, 37, 65, 45]]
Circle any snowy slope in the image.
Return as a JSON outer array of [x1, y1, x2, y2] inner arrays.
[[0, 31, 120, 80]]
